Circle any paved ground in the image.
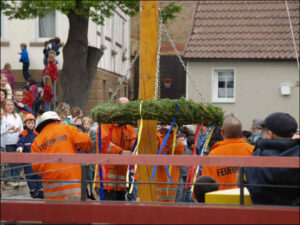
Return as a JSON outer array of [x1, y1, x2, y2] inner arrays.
[[1, 183, 32, 200]]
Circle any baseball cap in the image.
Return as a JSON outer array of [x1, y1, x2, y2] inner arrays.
[[259, 112, 298, 138]]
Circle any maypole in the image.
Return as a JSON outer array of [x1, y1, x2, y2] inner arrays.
[[137, 1, 159, 202]]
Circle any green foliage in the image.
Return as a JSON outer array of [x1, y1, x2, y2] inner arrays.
[[90, 98, 225, 126], [1, 0, 182, 25]]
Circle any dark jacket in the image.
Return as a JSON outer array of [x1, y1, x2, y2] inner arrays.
[[244, 139, 300, 206], [14, 102, 35, 116], [19, 49, 30, 63], [16, 128, 38, 153]]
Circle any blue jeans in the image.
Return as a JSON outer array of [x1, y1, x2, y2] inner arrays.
[[6, 145, 22, 181], [22, 62, 32, 81], [175, 175, 194, 202], [23, 163, 43, 191], [44, 102, 51, 112]]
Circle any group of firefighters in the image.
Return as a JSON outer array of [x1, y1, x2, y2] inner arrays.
[[31, 97, 184, 202]]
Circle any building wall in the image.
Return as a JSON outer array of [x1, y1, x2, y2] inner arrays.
[[187, 61, 299, 130], [1, 9, 130, 113]]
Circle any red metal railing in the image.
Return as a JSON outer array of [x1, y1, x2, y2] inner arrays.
[[1, 153, 299, 224]]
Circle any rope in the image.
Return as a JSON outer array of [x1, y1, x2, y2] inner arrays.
[[285, 0, 300, 71]]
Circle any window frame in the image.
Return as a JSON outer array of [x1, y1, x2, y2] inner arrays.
[[35, 10, 58, 41], [1, 12, 6, 41], [211, 68, 236, 103]]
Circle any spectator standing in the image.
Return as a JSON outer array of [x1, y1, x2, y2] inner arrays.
[[42, 75, 54, 112], [56, 102, 71, 124], [16, 113, 43, 198], [1, 74, 12, 99], [202, 116, 254, 190], [18, 43, 32, 81], [44, 37, 62, 64], [175, 134, 194, 202], [1, 88, 7, 109], [28, 78, 38, 100], [42, 41, 49, 66], [22, 86, 34, 110], [1, 99, 23, 186], [13, 89, 35, 115], [244, 112, 299, 206], [67, 107, 83, 124], [1, 63, 14, 89], [31, 111, 94, 200], [249, 119, 263, 145]]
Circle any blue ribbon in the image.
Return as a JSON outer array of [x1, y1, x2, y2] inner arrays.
[[98, 124, 105, 200], [151, 118, 177, 181]]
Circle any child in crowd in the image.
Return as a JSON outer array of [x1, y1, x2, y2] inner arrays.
[[42, 75, 54, 112], [42, 53, 58, 84], [43, 41, 49, 66], [1, 63, 14, 89], [16, 113, 43, 198], [56, 102, 70, 124], [72, 117, 83, 132], [242, 130, 252, 143], [27, 78, 38, 100], [193, 176, 218, 203], [67, 107, 83, 125], [81, 117, 98, 199], [22, 86, 34, 110], [1, 74, 12, 99], [19, 43, 32, 81]]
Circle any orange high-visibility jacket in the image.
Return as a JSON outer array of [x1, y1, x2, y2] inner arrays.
[[202, 138, 254, 190], [156, 131, 185, 202], [96, 124, 136, 192], [31, 122, 94, 200]]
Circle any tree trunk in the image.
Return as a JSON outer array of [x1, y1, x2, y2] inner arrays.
[[60, 10, 103, 109]]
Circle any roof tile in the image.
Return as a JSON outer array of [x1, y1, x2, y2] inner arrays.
[[183, 0, 299, 59]]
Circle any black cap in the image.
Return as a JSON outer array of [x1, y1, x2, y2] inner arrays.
[[259, 112, 298, 138]]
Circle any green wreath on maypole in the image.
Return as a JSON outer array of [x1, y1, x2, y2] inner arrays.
[[90, 98, 224, 126]]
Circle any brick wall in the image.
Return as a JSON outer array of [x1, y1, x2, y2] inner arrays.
[[130, 1, 198, 56]]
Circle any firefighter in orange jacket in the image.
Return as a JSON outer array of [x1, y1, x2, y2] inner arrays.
[[97, 123, 136, 200], [156, 125, 185, 202], [31, 111, 94, 200]]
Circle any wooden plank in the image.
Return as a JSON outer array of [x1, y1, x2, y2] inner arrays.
[[138, 1, 159, 202], [1, 153, 299, 168], [1, 201, 299, 224]]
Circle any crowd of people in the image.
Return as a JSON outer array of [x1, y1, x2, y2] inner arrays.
[[1, 89, 299, 205], [1, 37, 62, 118]]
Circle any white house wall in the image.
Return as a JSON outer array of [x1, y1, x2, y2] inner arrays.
[[1, 9, 130, 76], [187, 61, 299, 130]]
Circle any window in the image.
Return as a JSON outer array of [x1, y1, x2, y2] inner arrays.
[[37, 11, 56, 39], [212, 69, 235, 103]]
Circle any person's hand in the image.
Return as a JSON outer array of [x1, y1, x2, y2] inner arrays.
[[120, 150, 132, 155], [16, 102, 24, 108], [16, 147, 23, 153], [8, 126, 15, 131]]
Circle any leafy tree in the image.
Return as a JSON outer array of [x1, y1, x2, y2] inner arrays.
[[1, 0, 181, 109]]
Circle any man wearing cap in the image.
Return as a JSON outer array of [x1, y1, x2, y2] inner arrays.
[[31, 111, 94, 200], [244, 112, 299, 206]]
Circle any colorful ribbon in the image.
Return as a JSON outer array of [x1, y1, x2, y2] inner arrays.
[[128, 101, 144, 194]]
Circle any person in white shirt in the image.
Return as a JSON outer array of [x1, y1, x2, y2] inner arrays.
[[1, 74, 12, 99], [1, 99, 23, 186]]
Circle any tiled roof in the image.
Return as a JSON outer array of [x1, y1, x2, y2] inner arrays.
[[183, 1, 299, 59]]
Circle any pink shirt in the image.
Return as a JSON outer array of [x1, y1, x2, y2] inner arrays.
[[1, 70, 14, 89]]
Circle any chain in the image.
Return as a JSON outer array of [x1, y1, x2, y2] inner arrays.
[[109, 53, 139, 102], [161, 22, 206, 103], [155, 10, 163, 99]]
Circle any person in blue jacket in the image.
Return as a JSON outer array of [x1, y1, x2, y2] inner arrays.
[[244, 112, 299, 206], [16, 113, 43, 198], [19, 43, 32, 81]]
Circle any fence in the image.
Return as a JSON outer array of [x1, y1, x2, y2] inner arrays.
[[1, 153, 299, 224]]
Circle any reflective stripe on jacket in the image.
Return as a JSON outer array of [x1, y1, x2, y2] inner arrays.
[[31, 122, 94, 200], [156, 131, 185, 202], [96, 124, 136, 191]]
